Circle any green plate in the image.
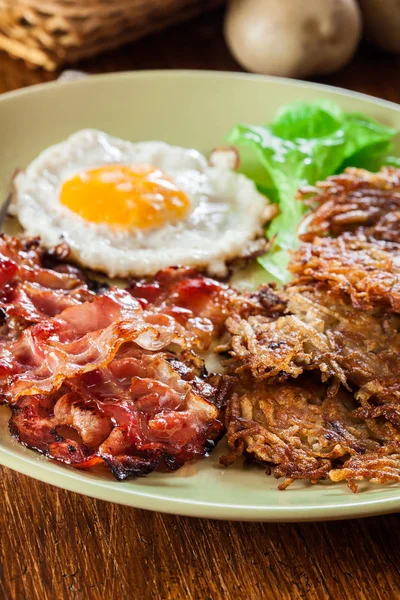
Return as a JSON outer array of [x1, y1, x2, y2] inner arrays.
[[1, 70, 400, 522]]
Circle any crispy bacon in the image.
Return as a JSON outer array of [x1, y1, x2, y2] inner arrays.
[[0, 269, 225, 477], [0, 288, 184, 403], [128, 266, 272, 351], [10, 346, 223, 478], [128, 267, 236, 350], [0, 235, 94, 339]]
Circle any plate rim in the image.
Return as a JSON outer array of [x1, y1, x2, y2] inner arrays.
[[2, 68, 400, 115], [2, 69, 400, 522], [2, 444, 400, 522]]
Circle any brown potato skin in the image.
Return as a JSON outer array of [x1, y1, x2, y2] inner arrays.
[[224, 0, 362, 77], [359, 0, 400, 53]]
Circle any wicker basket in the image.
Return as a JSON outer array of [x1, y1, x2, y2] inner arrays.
[[0, 0, 224, 71]]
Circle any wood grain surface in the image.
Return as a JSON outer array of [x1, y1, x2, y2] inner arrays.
[[1, 8, 400, 600]]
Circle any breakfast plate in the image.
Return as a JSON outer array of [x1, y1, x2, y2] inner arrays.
[[1, 70, 400, 522]]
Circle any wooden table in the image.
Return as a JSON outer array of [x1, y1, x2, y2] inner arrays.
[[1, 9, 400, 600]]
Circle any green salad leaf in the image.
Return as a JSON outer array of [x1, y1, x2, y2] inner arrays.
[[383, 155, 400, 168], [227, 100, 397, 283]]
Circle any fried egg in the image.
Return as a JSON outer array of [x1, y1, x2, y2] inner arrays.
[[14, 130, 268, 277]]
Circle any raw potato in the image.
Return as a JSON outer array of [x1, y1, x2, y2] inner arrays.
[[224, 0, 362, 77], [359, 0, 400, 53]]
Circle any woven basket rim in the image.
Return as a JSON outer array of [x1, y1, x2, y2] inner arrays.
[[0, 0, 225, 70]]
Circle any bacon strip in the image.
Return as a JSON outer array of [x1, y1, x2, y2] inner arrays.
[[128, 267, 236, 350], [0, 288, 183, 402], [0, 235, 94, 338], [0, 270, 225, 477], [0, 249, 236, 478], [9, 346, 223, 479]]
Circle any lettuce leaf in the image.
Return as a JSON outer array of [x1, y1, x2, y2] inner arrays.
[[383, 155, 400, 168], [227, 100, 397, 283]]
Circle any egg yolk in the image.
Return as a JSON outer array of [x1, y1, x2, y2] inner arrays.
[[59, 164, 190, 229]]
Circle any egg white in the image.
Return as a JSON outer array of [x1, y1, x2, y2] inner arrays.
[[14, 129, 269, 278]]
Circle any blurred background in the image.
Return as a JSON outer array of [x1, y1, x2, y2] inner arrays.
[[0, 0, 399, 99]]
